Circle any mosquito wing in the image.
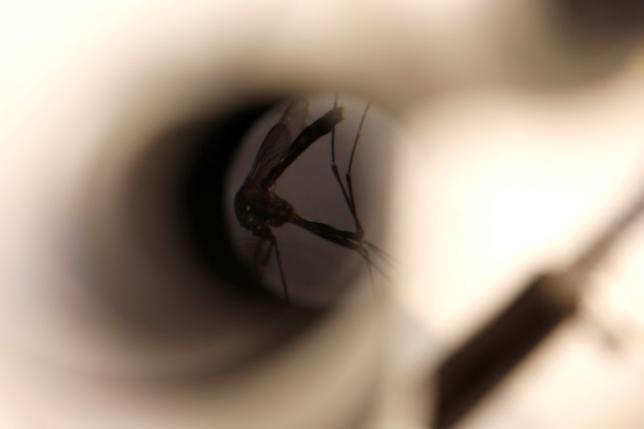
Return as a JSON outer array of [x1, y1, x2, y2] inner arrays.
[[262, 106, 343, 186], [246, 98, 309, 183]]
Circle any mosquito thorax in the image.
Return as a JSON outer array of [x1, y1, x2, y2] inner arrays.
[[266, 194, 294, 227], [234, 183, 294, 235]]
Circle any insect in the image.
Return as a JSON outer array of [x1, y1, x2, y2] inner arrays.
[[233, 96, 386, 301]]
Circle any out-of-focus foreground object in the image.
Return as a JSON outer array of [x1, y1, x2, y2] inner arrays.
[[433, 165, 644, 428]]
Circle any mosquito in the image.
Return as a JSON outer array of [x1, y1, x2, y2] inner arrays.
[[234, 97, 386, 301]]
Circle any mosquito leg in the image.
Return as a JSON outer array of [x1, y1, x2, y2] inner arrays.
[[329, 93, 352, 211], [252, 239, 273, 285], [362, 240, 393, 265], [254, 238, 293, 302], [345, 102, 371, 238], [261, 240, 274, 265], [252, 239, 268, 265], [290, 214, 388, 277], [252, 239, 264, 266], [355, 242, 377, 294], [269, 235, 290, 302], [293, 209, 380, 292]]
